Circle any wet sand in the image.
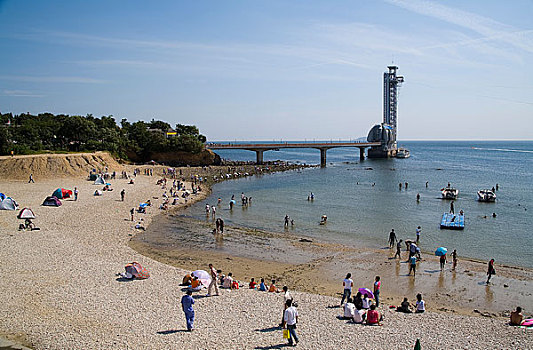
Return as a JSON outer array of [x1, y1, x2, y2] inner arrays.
[[131, 214, 533, 317]]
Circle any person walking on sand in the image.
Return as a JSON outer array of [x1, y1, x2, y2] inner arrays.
[[279, 286, 293, 328], [341, 273, 353, 306], [440, 253, 447, 270], [373, 276, 381, 307], [74, 187, 79, 201], [120, 189, 125, 201], [181, 290, 195, 331], [207, 263, 219, 296], [486, 259, 496, 284], [389, 229, 397, 248], [450, 201, 455, 214], [395, 239, 403, 259], [284, 299, 299, 346], [130, 208, 134, 221], [28, 173, 35, 183], [451, 249, 458, 270]]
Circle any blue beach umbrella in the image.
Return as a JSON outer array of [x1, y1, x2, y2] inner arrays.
[[435, 247, 447, 256]]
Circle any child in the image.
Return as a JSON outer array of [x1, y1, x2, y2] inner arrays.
[[259, 278, 267, 291], [362, 294, 371, 309], [249, 278, 257, 289]]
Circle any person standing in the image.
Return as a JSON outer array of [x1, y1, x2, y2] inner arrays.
[[486, 259, 496, 284], [416, 226, 421, 243], [373, 276, 381, 307], [451, 249, 458, 270], [284, 215, 290, 228], [389, 229, 397, 248], [284, 299, 299, 346], [120, 189, 125, 201], [181, 290, 195, 331], [130, 208, 135, 221], [409, 255, 417, 276], [450, 201, 455, 214], [341, 273, 353, 306], [28, 173, 35, 183], [74, 187, 79, 201], [207, 263, 219, 296], [440, 253, 447, 270]]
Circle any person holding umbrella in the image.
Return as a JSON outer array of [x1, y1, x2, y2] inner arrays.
[[486, 259, 496, 284], [440, 253, 447, 270], [435, 247, 448, 271]]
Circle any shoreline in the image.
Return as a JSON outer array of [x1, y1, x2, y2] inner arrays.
[[1, 157, 532, 349]]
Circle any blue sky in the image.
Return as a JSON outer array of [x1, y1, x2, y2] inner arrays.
[[0, 0, 532, 140]]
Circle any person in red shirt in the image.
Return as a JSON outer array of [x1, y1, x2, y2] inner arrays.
[[249, 278, 257, 289], [365, 304, 382, 326]]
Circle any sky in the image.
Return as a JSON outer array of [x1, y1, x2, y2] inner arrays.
[[0, 0, 532, 141]]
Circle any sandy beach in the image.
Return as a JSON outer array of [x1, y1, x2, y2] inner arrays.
[[0, 154, 532, 349]]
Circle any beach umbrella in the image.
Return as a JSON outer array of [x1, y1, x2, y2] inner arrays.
[[435, 247, 448, 256], [414, 338, 421, 350], [192, 270, 211, 286], [358, 287, 374, 299]]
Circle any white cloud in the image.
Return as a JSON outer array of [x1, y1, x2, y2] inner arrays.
[[2, 89, 44, 97], [0, 75, 105, 84]]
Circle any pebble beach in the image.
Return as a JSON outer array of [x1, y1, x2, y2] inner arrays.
[[0, 160, 532, 349]]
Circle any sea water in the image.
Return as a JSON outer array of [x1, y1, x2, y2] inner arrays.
[[180, 141, 533, 268]]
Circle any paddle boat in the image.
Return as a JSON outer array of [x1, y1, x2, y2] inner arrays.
[[477, 189, 496, 202], [441, 187, 459, 199]]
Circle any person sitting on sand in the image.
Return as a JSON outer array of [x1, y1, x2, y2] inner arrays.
[[249, 278, 257, 289], [222, 273, 234, 289], [342, 297, 356, 320], [188, 276, 203, 292], [365, 304, 382, 326], [510, 307, 523, 326], [135, 219, 145, 230], [352, 308, 366, 324], [396, 298, 413, 313], [269, 280, 280, 293], [182, 273, 192, 286], [129, 178, 135, 184], [415, 293, 425, 313], [259, 278, 267, 291], [354, 292, 363, 310], [362, 294, 371, 309]]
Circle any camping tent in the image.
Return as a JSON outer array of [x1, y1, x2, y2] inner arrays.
[[0, 193, 6, 201], [124, 262, 150, 279], [42, 196, 62, 207], [52, 188, 73, 199], [0, 197, 18, 210], [93, 176, 105, 185], [17, 208, 36, 219]]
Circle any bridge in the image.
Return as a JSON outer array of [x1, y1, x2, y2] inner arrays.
[[206, 141, 380, 167], [207, 65, 405, 167]]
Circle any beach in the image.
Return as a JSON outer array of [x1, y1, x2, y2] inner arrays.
[[0, 155, 532, 349]]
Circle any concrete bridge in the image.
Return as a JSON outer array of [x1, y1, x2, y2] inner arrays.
[[206, 141, 381, 167]]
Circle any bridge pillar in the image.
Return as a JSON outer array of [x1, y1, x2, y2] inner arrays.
[[320, 148, 327, 167], [359, 148, 365, 161], [256, 150, 264, 164]]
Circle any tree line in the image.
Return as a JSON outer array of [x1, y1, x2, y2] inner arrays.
[[0, 112, 207, 161]]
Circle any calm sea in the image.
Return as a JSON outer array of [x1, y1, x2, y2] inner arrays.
[[180, 141, 533, 268]]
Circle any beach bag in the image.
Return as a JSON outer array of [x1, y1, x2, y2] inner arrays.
[[283, 329, 290, 339]]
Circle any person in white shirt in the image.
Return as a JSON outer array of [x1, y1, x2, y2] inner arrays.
[[223, 273, 233, 289], [352, 309, 366, 324], [362, 294, 372, 309], [341, 273, 354, 306], [343, 297, 356, 319], [415, 293, 425, 313], [284, 299, 299, 346], [279, 286, 293, 327]]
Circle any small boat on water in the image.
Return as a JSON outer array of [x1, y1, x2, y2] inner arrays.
[[441, 187, 459, 199], [477, 189, 496, 202], [440, 213, 465, 230], [396, 148, 410, 158]]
